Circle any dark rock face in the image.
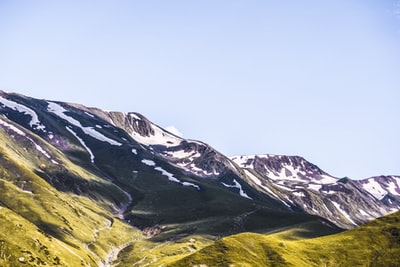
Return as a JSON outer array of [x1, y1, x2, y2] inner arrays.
[[110, 112, 155, 138]]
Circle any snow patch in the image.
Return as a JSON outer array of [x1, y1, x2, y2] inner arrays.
[[319, 174, 337, 184], [308, 184, 322, 191], [0, 96, 46, 131], [230, 155, 255, 168], [141, 159, 156, 166], [31, 140, 52, 160], [29, 138, 59, 164], [244, 169, 282, 200], [130, 124, 182, 147], [0, 118, 26, 136], [85, 111, 95, 118], [181, 181, 200, 189], [141, 159, 200, 190], [0, 118, 58, 163], [129, 113, 141, 120], [47, 102, 122, 146], [332, 201, 357, 226], [222, 179, 252, 199], [293, 191, 305, 197], [359, 209, 370, 217], [387, 181, 400, 196], [132, 148, 138, 155], [154, 166, 181, 183], [362, 179, 387, 200], [165, 149, 198, 159], [66, 127, 95, 163]]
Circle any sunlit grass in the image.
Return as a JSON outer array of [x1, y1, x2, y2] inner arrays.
[[169, 211, 400, 267]]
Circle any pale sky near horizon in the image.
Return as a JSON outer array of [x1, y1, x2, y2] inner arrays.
[[1, 1, 400, 179]]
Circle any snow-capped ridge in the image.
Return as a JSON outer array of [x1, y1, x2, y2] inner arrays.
[[231, 154, 399, 228], [231, 154, 336, 184]]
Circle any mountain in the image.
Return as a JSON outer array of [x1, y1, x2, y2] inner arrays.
[[0, 90, 399, 266], [231, 154, 400, 228]]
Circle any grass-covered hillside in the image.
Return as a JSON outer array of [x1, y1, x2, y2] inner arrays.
[[170, 211, 400, 267], [0, 120, 142, 266]]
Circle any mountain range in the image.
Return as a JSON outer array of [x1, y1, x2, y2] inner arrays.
[[0, 90, 399, 266]]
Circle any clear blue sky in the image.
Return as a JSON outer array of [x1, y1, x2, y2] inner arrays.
[[1, 1, 400, 179]]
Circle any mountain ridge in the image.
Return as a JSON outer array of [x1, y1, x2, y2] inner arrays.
[[0, 90, 399, 266], [1, 90, 399, 228]]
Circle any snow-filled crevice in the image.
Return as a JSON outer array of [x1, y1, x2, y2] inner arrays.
[[222, 179, 252, 199], [141, 159, 200, 190]]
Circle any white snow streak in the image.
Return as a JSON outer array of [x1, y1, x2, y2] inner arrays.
[[155, 166, 200, 190], [129, 113, 141, 120], [359, 209, 375, 220], [0, 96, 46, 131], [47, 102, 122, 146], [244, 169, 278, 198], [154, 166, 181, 183], [141, 159, 156, 166], [142, 159, 200, 190], [0, 118, 58, 164], [243, 169, 291, 206], [31, 141, 52, 160], [0, 118, 26, 136], [84, 111, 95, 118], [332, 201, 357, 226], [166, 149, 196, 159], [222, 179, 252, 199], [66, 127, 95, 163]]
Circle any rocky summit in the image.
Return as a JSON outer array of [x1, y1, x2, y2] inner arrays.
[[0, 90, 399, 266]]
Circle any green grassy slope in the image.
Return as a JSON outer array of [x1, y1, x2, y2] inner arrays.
[[169, 211, 400, 267], [0, 124, 141, 266]]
